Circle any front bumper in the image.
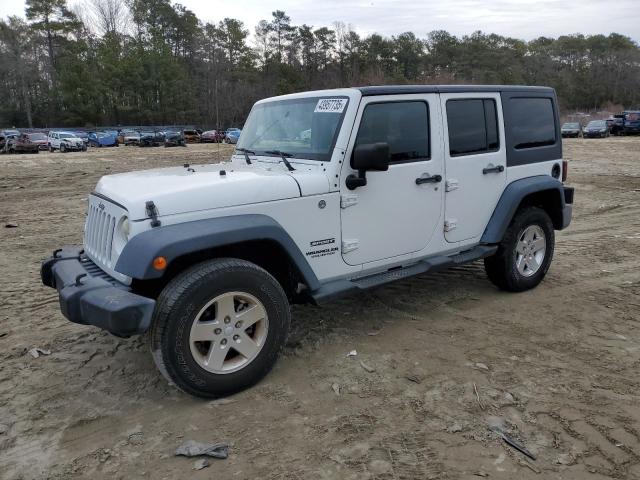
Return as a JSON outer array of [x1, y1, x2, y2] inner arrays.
[[41, 246, 155, 337], [62, 143, 85, 151]]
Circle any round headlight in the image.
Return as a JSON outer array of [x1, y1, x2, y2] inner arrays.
[[121, 217, 130, 240]]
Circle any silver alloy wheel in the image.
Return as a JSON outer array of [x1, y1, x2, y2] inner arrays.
[[189, 291, 268, 374], [515, 225, 546, 277]]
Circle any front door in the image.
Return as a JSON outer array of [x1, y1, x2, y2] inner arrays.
[[340, 95, 444, 266], [440, 93, 507, 242]]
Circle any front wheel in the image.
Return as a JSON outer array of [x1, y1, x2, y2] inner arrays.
[[60, 144, 66, 152], [484, 206, 555, 292], [149, 258, 290, 398]]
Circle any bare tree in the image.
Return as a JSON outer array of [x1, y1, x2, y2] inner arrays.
[[82, 0, 131, 36]]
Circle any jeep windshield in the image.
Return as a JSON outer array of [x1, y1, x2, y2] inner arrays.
[[238, 96, 349, 161]]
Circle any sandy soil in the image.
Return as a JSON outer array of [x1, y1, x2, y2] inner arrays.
[[1, 138, 639, 479]]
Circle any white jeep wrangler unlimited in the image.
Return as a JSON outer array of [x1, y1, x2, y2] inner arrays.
[[42, 85, 574, 398]]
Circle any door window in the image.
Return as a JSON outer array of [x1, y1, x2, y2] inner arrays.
[[446, 99, 499, 156], [354, 101, 430, 164]]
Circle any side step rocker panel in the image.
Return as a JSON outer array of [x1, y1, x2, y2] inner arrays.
[[310, 245, 497, 305]]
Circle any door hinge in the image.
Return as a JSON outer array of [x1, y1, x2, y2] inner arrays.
[[445, 179, 459, 192], [444, 219, 458, 232], [342, 239, 359, 253], [340, 194, 358, 209]]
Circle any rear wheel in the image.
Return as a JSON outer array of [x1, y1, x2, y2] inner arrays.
[[484, 206, 555, 292], [149, 258, 290, 398]]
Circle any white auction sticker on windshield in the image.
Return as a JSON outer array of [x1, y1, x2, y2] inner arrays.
[[315, 98, 348, 113]]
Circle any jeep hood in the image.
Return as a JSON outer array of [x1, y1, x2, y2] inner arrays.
[[95, 162, 327, 220]]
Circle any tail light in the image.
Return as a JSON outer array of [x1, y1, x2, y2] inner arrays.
[[562, 160, 568, 182]]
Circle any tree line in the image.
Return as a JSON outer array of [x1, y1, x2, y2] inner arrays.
[[1, 0, 639, 129]]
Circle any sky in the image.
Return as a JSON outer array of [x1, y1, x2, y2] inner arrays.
[[1, 0, 639, 42]]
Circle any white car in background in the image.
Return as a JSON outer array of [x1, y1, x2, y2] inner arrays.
[[48, 131, 86, 152]]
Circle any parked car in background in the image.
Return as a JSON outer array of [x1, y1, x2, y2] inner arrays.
[[164, 130, 186, 147], [183, 129, 201, 143], [1, 129, 20, 152], [25, 132, 49, 150], [200, 130, 224, 143], [561, 122, 581, 138], [116, 130, 129, 144], [1, 128, 20, 137], [73, 131, 89, 147], [606, 115, 625, 136], [5, 133, 40, 153], [123, 130, 141, 146], [48, 131, 86, 152], [1, 129, 19, 152], [139, 131, 164, 147], [623, 111, 640, 135], [583, 120, 609, 138], [88, 131, 118, 148], [224, 128, 241, 144]]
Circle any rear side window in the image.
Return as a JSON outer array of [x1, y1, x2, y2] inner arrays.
[[510, 97, 556, 149], [446, 99, 499, 156], [355, 101, 430, 163]]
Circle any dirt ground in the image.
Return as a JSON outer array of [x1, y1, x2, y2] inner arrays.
[[1, 138, 639, 480]]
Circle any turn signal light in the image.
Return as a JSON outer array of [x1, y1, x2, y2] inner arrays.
[[153, 256, 167, 270]]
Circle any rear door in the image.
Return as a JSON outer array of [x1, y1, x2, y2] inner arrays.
[[440, 93, 506, 242]]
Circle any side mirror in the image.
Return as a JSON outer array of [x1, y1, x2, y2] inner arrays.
[[346, 142, 390, 190]]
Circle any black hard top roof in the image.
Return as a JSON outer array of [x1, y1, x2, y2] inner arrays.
[[357, 85, 555, 96]]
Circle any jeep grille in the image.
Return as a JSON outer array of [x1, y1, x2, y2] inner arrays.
[[83, 195, 131, 285], [85, 202, 116, 265]]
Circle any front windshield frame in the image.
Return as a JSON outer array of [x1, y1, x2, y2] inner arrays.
[[237, 96, 350, 162]]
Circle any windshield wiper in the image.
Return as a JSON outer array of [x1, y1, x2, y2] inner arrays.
[[235, 147, 254, 165], [264, 150, 296, 172]]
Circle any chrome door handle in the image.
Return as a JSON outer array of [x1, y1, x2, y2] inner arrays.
[[483, 164, 504, 174], [415, 174, 442, 185]]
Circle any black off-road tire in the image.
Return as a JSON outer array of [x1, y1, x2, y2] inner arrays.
[[484, 206, 555, 292], [149, 258, 291, 398]]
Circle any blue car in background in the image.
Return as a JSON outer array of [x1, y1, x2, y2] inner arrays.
[[88, 131, 118, 147], [224, 128, 241, 144], [623, 111, 640, 134]]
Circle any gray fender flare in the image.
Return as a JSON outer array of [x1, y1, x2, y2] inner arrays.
[[481, 175, 567, 244], [114, 214, 320, 290]]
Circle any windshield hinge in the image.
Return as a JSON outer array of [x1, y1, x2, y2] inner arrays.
[[445, 179, 459, 192], [340, 194, 358, 209], [444, 219, 457, 232], [342, 239, 359, 254]]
